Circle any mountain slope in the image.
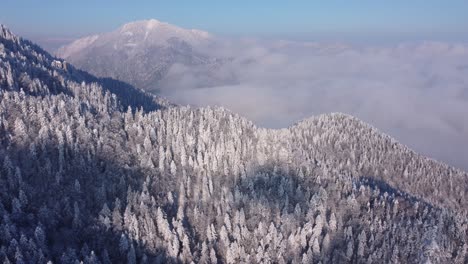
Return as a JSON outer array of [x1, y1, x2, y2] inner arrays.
[[56, 19, 229, 92], [0, 24, 169, 112], [57, 19, 211, 58], [1, 25, 468, 263]]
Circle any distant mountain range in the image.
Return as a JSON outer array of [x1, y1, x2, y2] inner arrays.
[[56, 19, 233, 92], [1, 24, 468, 263]]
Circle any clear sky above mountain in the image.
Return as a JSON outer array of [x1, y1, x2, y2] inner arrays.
[[2, 0, 468, 47]]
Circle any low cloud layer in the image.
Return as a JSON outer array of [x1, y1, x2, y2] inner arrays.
[[158, 38, 468, 171]]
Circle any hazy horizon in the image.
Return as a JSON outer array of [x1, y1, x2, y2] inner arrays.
[[3, 1, 468, 51]]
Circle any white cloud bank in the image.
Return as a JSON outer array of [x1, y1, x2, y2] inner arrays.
[[159, 38, 468, 171]]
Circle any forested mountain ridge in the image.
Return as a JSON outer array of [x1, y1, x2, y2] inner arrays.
[[0, 24, 170, 111], [1, 24, 468, 263]]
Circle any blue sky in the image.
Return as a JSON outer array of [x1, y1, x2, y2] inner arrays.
[[1, 0, 468, 48]]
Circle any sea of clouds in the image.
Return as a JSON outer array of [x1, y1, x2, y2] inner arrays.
[[157, 38, 468, 171]]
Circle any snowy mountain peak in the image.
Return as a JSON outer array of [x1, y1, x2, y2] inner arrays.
[[56, 19, 212, 60], [120, 19, 164, 32], [55, 19, 219, 91], [146, 18, 162, 29], [118, 19, 210, 36], [115, 18, 212, 43]]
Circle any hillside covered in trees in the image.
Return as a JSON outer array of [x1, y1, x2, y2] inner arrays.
[[1, 25, 467, 263]]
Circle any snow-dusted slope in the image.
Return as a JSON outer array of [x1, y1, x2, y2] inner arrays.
[[57, 19, 212, 58], [55, 34, 99, 58], [2, 24, 468, 263], [56, 19, 226, 92]]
